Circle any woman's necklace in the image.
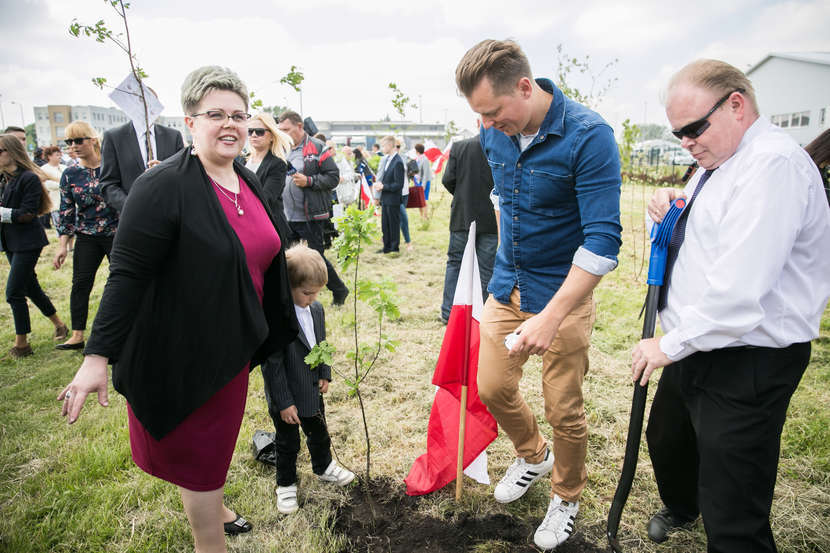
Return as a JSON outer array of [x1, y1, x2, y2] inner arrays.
[[209, 176, 243, 216]]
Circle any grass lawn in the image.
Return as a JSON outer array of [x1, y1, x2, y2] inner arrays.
[[0, 181, 827, 552]]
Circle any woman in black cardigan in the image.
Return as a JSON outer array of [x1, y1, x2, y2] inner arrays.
[[0, 134, 68, 358], [59, 67, 298, 551], [245, 112, 292, 235]]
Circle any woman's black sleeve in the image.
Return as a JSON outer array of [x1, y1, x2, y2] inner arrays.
[[84, 170, 179, 362]]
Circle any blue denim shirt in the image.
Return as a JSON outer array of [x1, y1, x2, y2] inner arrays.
[[481, 78, 622, 313]]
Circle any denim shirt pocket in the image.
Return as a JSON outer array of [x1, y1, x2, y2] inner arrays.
[[487, 159, 505, 196], [528, 169, 574, 216]]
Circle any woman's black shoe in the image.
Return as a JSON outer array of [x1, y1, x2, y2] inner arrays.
[[224, 514, 253, 536], [55, 341, 85, 351]]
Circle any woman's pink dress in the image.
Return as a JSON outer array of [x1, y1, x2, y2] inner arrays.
[[128, 176, 281, 491]]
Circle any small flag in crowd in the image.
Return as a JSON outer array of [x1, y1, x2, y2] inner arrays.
[[359, 173, 373, 208], [405, 222, 497, 496]]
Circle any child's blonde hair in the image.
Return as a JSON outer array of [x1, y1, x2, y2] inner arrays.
[[285, 242, 328, 288]]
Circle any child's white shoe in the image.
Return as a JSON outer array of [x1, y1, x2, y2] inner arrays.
[[318, 460, 355, 486], [276, 484, 298, 514]]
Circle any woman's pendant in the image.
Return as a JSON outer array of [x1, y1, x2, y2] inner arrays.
[[237, 205, 244, 216]]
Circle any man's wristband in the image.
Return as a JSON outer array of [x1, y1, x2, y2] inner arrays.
[[0, 207, 12, 223]]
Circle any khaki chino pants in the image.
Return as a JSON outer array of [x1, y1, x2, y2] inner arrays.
[[478, 287, 595, 502]]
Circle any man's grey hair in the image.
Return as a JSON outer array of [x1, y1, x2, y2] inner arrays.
[[180, 66, 248, 114], [668, 59, 759, 115]]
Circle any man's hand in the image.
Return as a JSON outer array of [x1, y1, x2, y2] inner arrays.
[[146, 159, 161, 169], [647, 188, 686, 223], [292, 173, 309, 187], [319, 379, 329, 393], [374, 181, 384, 192], [631, 337, 672, 386], [509, 312, 560, 357], [280, 405, 300, 424]]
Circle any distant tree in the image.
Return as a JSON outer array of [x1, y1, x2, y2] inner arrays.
[[25, 123, 37, 150], [444, 120, 459, 143], [388, 82, 417, 120], [637, 123, 674, 142], [618, 119, 641, 174], [280, 65, 305, 114], [554, 44, 618, 109]]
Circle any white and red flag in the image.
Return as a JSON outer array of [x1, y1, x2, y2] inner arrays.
[[431, 141, 452, 175], [405, 222, 497, 496], [359, 173, 373, 208]]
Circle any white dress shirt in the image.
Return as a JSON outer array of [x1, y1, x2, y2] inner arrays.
[[133, 121, 158, 167], [660, 118, 830, 361], [294, 304, 317, 348]]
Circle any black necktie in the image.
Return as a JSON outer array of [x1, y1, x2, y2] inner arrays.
[[658, 169, 715, 311]]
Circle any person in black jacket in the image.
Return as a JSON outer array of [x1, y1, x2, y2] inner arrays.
[[373, 135, 405, 254], [59, 66, 299, 551], [277, 110, 349, 305], [262, 243, 355, 514], [0, 134, 69, 358], [440, 137, 498, 323], [245, 112, 292, 237], [99, 115, 185, 214]]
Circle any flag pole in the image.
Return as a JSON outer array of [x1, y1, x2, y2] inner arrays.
[[455, 301, 472, 501]]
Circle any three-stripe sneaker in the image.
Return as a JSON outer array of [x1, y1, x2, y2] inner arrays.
[[534, 494, 579, 550], [493, 448, 554, 504]]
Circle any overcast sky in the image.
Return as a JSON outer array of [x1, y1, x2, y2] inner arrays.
[[1, 0, 827, 135]]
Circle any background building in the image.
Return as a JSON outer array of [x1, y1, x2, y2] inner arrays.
[[314, 120, 448, 149], [747, 52, 830, 145], [33, 104, 189, 147]]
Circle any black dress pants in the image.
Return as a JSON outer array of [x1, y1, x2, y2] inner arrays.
[[5, 249, 56, 335], [70, 234, 113, 330], [646, 343, 810, 553], [273, 398, 333, 487], [380, 202, 400, 253], [287, 220, 348, 300]]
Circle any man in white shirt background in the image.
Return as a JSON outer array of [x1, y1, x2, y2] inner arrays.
[[631, 59, 830, 552]]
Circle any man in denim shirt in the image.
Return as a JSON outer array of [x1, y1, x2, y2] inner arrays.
[[455, 40, 621, 550]]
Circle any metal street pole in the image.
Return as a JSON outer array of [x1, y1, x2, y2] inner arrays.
[[11, 101, 24, 126]]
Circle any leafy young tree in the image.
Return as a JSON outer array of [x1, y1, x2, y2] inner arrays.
[[637, 123, 675, 142], [69, 0, 154, 163], [554, 43, 618, 109], [388, 82, 417, 120], [280, 65, 305, 114], [444, 120, 459, 143], [306, 204, 399, 483]]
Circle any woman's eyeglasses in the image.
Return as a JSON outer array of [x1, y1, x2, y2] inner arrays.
[[247, 128, 269, 137], [64, 137, 90, 146], [191, 110, 251, 124], [671, 89, 744, 140]]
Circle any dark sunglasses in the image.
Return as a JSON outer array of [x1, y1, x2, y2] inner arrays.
[[0, 148, 6, 154], [247, 128, 269, 137], [64, 137, 90, 146], [671, 88, 744, 140]]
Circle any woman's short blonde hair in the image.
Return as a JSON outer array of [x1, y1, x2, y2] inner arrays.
[[64, 120, 101, 157], [285, 242, 328, 288], [180, 66, 248, 115], [250, 112, 292, 161]]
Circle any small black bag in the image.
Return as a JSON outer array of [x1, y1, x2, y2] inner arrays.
[[251, 429, 277, 466]]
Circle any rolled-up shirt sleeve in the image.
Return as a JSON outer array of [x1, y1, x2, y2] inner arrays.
[[572, 124, 622, 274]]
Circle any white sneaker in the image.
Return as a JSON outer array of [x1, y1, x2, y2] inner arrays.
[[318, 460, 355, 486], [276, 484, 298, 514], [534, 494, 579, 550], [493, 448, 554, 504]]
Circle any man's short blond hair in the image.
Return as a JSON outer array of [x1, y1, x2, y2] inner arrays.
[[455, 39, 532, 98], [285, 242, 328, 288], [668, 59, 759, 114], [380, 135, 396, 146]]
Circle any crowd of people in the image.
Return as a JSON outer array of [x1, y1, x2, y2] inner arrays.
[[0, 36, 828, 553]]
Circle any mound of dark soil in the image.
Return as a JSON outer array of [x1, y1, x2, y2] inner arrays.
[[333, 478, 609, 552]]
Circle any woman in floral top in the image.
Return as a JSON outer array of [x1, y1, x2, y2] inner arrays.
[[53, 121, 118, 351]]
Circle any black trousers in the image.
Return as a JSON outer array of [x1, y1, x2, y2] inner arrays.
[[5, 249, 57, 335], [287, 220, 348, 300], [646, 343, 810, 553], [70, 234, 113, 330], [272, 399, 332, 487], [380, 203, 400, 253]]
